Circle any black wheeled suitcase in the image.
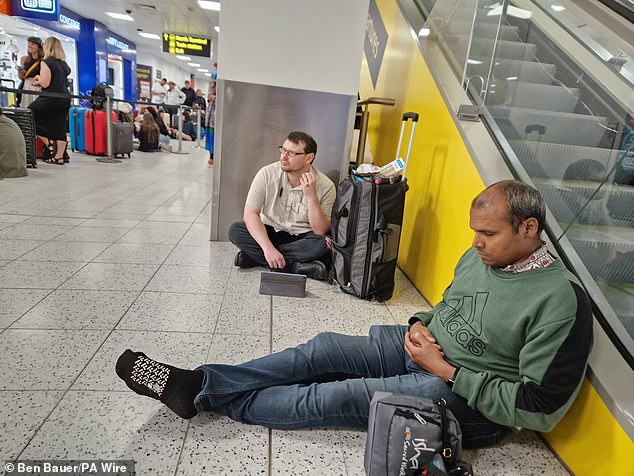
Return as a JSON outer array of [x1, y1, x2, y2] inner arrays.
[[2, 107, 37, 168], [331, 112, 418, 301], [111, 121, 134, 158]]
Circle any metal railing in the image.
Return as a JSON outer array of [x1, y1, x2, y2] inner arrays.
[[0, 85, 206, 161]]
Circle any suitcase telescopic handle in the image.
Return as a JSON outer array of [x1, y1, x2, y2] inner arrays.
[[402, 112, 419, 122]]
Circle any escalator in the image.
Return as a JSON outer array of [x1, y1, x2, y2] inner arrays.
[[414, 0, 634, 350]]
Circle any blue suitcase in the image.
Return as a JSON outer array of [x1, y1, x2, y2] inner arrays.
[[69, 106, 88, 152]]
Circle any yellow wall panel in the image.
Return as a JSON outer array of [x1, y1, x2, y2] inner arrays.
[[359, 0, 484, 304], [544, 380, 634, 475]]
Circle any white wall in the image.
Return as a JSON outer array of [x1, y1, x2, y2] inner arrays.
[[218, 0, 370, 95]]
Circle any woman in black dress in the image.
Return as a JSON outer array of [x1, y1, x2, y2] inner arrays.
[[29, 37, 71, 165]]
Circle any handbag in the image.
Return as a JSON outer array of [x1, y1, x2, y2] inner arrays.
[[364, 392, 473, 476]]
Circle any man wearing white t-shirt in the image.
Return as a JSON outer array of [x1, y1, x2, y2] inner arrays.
[[151, 78, 168, 104], [228, 131, 336, 281]]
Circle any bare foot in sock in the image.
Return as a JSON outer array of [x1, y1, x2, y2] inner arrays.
[[115, 349, 203, 419]]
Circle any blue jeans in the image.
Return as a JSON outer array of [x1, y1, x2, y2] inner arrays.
[[228, 221, 330, 270], [194, 325, 510, 448]]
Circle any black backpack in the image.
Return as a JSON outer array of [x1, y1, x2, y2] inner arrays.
[[90, 82, 108, 109]]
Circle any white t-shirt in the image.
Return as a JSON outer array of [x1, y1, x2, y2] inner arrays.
[[245, 162, 336, 235], [151, 83, 167, 104]]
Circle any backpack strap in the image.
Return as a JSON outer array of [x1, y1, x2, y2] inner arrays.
[[434, 398, 453, 464]]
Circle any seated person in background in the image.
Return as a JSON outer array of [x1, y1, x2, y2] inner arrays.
[[145, 106, 173, 151], [181, 111, 196, 141], [0, 108, 28, 178], [115, 181, 593, 449], [135, 113, 160, 152], [229, 131, 335, 281]]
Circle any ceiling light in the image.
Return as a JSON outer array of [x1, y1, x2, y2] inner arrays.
[[138, 32, 160, 40], [176, 55, 192, 61], [506, 76, 518, 81], [418, 27, 430, 37], [551, 5, 566, 12], [105, 12, 135, 21], [214, 26, 220, 33], [197, 68, 209, 72], [198, 1, 220, 11], [204, 72, 212, 77], [467, 59, 483, 65], [188, 62, 201, 67]]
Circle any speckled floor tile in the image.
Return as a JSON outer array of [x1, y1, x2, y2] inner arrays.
[[215, 292, 270, 335], [337, 430, 367, 476], [176, 413, 268, 475], [117, 291, 222, 333], [0, 289, 50, 328], [12, 290, 139, 330], [52, 226, 130, 243], [95, 212, 151, 221], [104, 203, 161, 215], [60, 263, 159, 291], [0, 261, 85, 289], [78, 218, 140, 228], [271, 429, 347, 475], [0, 390, 63, 459], [385, 269, 433, 318], [117, 223, 190, 245], [93, 243, 175, 264], [20, 391, 187, 476], [465, 431, 570, 476], [0, 329, 108, 390], [72, 330, 211, 391], [146, 264, 230, 294], [164, 244, 235, 268], [272, 298, 394, 340], [0, 214, 31, 224], [22, 216, 87, 226], [0, 223, 73, 241], [145, 214, 198, 223], [178, 223, 213, 246], [226, 266, 268, 291], [0, 239, 46, 260], [207, 333, 269, 364], [18, 241, 111, 262]]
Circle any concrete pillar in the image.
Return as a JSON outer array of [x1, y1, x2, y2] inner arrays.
[[210, 0, 370, 240]]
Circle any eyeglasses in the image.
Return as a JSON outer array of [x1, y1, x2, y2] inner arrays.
[[278, 146, 307, 159]]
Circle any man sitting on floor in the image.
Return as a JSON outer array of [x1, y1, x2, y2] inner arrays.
[[116, 180, 593, 449], [228, 130, 336, 281]]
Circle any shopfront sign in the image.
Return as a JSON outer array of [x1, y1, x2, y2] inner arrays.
[[162, 32, 211, 58], [107, 36, 130, 52], [59, 12, 80, 31], [136, 63, 152, 101], [10, 0, 59, 20]]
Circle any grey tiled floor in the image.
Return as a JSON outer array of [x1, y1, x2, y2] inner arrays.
[[0, 146, 570, 475]]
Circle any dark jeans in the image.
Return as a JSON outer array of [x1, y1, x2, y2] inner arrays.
[[194, 325, 511, 449], [228, 221, 330, 270]]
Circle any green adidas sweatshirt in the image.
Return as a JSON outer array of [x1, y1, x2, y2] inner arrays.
[[409, 247, 593, 432]]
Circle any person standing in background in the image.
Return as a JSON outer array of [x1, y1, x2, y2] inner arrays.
[[165, 81, 186, 127], [151, 78, 168, 105], [205, 63, 217, 166], [29, 37, 71, 165], [16, 36, 44, 108], [181, 80, 196, 107]]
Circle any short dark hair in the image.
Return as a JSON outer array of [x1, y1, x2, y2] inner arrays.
[[286, 131, 317, 157], [472, 180, 546, 233]]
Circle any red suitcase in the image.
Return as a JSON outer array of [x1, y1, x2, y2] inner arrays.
[[36, 136, 46, 159], [85, 110, 118, 156]]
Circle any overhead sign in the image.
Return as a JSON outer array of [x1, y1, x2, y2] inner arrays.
[[10, 0, 59, 20], [162, 32, 211, 58]]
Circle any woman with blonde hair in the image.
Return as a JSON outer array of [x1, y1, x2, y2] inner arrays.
[[29, 37, 71, 165]]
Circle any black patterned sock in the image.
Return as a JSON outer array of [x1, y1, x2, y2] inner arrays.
[[115, 349, 203, 419]]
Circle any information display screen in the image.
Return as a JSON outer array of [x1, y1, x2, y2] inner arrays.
[[162, 33, 211, 58]]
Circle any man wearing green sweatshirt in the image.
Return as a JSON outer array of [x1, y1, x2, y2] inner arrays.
[[116, 180, 593, 448]]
